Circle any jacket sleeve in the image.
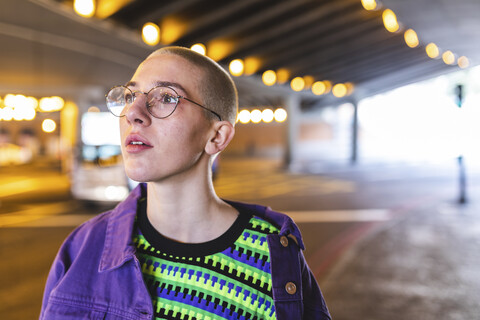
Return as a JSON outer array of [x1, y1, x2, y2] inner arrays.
[[39, 224, 85, 319], [299, 250, 331, 319]]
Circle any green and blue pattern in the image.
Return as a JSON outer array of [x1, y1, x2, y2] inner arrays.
[[133, 216, 279, 320]]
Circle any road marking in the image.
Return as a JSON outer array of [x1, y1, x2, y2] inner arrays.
[[287, 209, 391, 222]]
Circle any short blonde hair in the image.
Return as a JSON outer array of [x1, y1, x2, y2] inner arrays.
[[146, 46, 238, 125]]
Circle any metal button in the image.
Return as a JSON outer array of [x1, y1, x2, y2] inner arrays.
[[285, 282, 297, 295], [280, 236, 289, 247]]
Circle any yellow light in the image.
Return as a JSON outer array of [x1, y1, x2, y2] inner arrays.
[[142, 22, 160, 46], [442, 50, 455, 65], [303, 76, 314, 89], [345, 82, 355, 95], [290, 77, 305, 91], [426, 43, 440, 59], [160, 17, 187, 44], [24, 107, 36, 121], [361, 0, 377, 10], [274, 108, 287, 122], [0, 107, 14, 121], [382, 9, 399, 33], [42, 119, 57, 133], [191, 43, 206, 55], [312, 81, 326, 95], [262, 109, 274, 123], [244, 57, 262, 75], [404, 29, 419, 48], [250, 109, 262, 124], [323, 80, 332, 94], [73, 0, 95, 18], [229, 59, 244, 76], [95, 0, 133, 19], [276, 68, 290, 84], [27, 96, 38, 109], [238, 109, 251, 124], [458, 56, 469, 69], [207, 39, 235, 61], [262, 70, 277, 86], [4, 94, 16, 108], [332, 83, 348, 98], [39, 96, 65, 112]]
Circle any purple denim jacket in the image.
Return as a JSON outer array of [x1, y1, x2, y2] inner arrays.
[[40, 184, 331, 320]]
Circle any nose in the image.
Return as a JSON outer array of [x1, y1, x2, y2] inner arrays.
[[124, 92, 152, 126]]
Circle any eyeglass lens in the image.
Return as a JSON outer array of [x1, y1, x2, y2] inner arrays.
[[106, 86, 179, 118]]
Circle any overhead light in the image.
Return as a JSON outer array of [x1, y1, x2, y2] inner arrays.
[[361, 0, 377, 11], [303, 76, 314, 89], [262, 109, 274, 123], [312, 81, 327, 95], [457, 56, 469, 69], [244, 57, 261, 75], [229, 59, 244, 76], [190, 43, 206, 55], [442, 50, 455, 65], [290, 77, 305, 91], [404, 29, 419, 48], [332, 83, 347, 98], [73, 0, 95, 18], [238, 109, 251, 124], [262, 70, 277, 86], [426, 43, 440, 59], [250, 109, 262, 123], [142, 22, 160, 46], [276, 68, 290, 84], [274, 108, 287, 122], [42, 119, 57, 133], [382, 9, 399, 33], [39, 96, 65, 112]]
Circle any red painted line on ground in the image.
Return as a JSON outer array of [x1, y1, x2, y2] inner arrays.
[[310, 221, 381, 280]]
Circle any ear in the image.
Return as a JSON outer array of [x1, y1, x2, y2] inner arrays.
[[205, 121, 235, 155]]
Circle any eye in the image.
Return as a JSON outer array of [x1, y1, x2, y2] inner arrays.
[[124, 92, 134, 104], [159, 92, 177, 105]]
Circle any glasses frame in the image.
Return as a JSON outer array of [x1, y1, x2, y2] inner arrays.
[[105, 85, 222, 121]]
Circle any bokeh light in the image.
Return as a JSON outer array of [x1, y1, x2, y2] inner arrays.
[[262, 70, 277, 86], [274, 108, 287, 122], [291, 77, 305, 91], [142, 22, 160, 46], [229, 59, 244, 76], [190, 43, 206, 55], [262, 109, 274, 123], [250, 109, 262, 123], [42, 119, 57, 133], [404, 29, 419, 48], [382, 9, 399, 33], [73, 0, 95, 18]]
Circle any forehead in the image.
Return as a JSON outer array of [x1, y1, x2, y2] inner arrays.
[[131, 54, 203, 94]]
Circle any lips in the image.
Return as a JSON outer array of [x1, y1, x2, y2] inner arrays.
[[125, 133, 153, 153]]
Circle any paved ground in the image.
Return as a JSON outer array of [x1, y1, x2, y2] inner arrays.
[[322, 201, 480, 320], [1, 156, 480, 319]]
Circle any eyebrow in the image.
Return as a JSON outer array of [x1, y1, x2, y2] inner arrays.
[[125, 80, 190, 96]]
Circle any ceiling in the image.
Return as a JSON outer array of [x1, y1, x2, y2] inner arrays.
[[1, 0, 479, 109]]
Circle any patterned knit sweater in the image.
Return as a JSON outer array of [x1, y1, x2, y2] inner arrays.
[[133, 198, 280, 320]]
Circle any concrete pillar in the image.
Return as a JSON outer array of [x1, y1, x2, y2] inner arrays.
[[284, 93, 300, 168]]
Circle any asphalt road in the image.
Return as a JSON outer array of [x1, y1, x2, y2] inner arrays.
[[1, 157, 478, 319]]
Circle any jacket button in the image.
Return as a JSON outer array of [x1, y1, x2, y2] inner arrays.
[[285, 282, 297, 295], [280, 236, 289, 247]]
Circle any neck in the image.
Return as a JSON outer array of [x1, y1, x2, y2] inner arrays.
[[145, 161, 238, 243]]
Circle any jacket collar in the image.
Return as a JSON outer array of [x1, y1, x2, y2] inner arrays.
[[99, 183, 144, 272], [99, 183, 306, 272]]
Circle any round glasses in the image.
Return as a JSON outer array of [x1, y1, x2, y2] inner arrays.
[[105, 85, 221, 120]]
